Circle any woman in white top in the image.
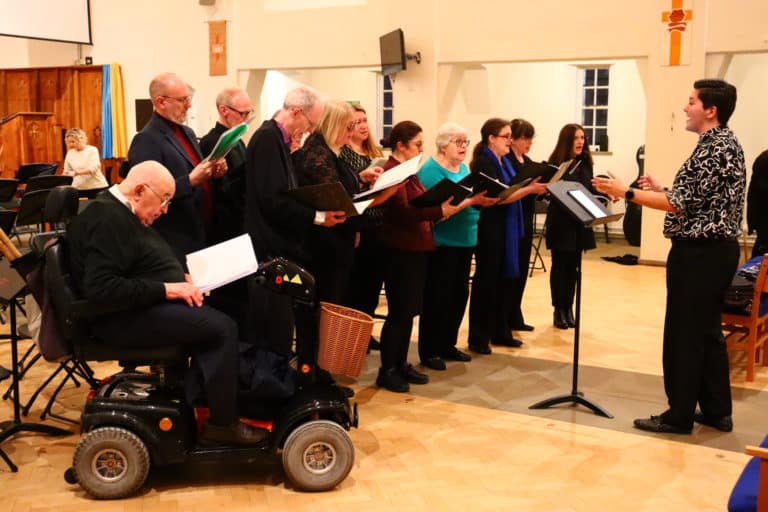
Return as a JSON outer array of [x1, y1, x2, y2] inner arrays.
[[63, 128, 108, 190]]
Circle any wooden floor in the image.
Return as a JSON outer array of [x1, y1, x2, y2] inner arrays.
[[0, 239, 763, 511]]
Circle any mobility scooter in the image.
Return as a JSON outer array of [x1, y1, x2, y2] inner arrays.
[[60, 257, 359, 499]]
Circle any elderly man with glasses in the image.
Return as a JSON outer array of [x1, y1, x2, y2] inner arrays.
[[67, 161, 265, 445], [244, 86, 344, 357], [199, 87, 254, 330], [127, 72, 226, 265]]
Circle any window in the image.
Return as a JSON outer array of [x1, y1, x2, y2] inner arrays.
[[378, 74, 394, 141], [580, 67, 609, 152]]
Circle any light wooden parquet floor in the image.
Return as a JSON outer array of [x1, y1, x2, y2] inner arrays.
[[1, 240, 763, 511]]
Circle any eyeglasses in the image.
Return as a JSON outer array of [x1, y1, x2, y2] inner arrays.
[[346, 120, 361, 132], [225, 105, 254, 118], [298, 109, 317, 131], [450, 139, 471, 148], [144, 183, 172, 208], [494, 133, 513, 140], [162, 95, 193, 105]]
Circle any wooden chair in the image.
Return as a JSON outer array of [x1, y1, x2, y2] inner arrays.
[[722, 254, 768, 382]]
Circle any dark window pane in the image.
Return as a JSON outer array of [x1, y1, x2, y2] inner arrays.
[[583, 88, 595, 107], [595, 109, 608, 126], [584, 69, 595, 86], [597, 68, 609, 86], [596, 88, 609, 105], [383, 126, 391, 140], [596, 128, 608, 151], [383, 75, 392, 90], [582, 109, 594, 126], [584, 129, 594, 146], [383, 109, 392, 125], [383, 91, 393, 108]]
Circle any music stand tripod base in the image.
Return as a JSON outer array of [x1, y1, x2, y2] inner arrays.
[[527, 181, 621, 420], [529, 392, 613, 418]]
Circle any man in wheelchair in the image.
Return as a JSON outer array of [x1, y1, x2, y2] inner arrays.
[[66, 161, 264, 445]]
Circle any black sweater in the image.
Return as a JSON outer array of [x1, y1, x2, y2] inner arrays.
[[67, 192, 184, 311]]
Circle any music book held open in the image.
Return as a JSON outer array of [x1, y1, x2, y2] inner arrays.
[[186, 234, 259, 293]]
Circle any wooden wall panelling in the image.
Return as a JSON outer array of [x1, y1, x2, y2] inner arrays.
[[77, 67, 103, 156], [6, 70, 37, 114], [38, 68, 66, 162], [0, 71, 7, 115]]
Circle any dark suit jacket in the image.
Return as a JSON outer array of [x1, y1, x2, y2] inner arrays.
[[127, 112, 205, 264], [245, 119, 314, 264], [200, 122, 247, 245]]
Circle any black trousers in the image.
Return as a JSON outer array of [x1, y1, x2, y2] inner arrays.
[[661, 239, 737, 428], [419, 246, 473, 361], [379, 249, 428, 370], [468, 237, 513, 346], [550, 249, 580, 309], [508, 232, 533, 328], [347, 234, 386, 317], [93, 302, 239, 425]]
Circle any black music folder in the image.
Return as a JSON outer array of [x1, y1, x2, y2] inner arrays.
[[287, 182, 371, 217]]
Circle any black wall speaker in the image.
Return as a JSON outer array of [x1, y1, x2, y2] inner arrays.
[[135, 99, 153, 132]]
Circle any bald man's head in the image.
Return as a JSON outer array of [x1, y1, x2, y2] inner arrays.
[[150, 72, 192, 124], [119, 161, 175, 226]]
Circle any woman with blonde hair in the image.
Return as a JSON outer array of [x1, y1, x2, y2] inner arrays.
[[292, 100, 382, 303], [63, 128, 108, 191]]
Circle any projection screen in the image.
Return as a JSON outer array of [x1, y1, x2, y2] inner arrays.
[[0, 0, 92, 44]]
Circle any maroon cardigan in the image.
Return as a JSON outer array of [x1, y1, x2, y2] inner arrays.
[[377, 155, 443, 252]]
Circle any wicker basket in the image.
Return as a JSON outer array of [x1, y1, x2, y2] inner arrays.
[[317, 302, 374, 378]]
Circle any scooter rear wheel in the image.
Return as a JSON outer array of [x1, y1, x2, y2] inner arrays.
[[281, 420, 354, 492]]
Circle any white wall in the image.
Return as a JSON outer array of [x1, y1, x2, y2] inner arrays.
[[724, 52, 768, 175]]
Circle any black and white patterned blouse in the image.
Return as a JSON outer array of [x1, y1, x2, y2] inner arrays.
[[339, 145, 372, 173], [663, 125, 746, 240]]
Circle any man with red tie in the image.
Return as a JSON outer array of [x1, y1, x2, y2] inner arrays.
[[127, 72, 225, 264]]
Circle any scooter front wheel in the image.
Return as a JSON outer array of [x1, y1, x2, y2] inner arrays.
[[72, 426, 150, 499], [281, 420, 354, 492]]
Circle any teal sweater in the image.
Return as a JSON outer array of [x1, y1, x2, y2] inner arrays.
[[417, 157, 480, 247]]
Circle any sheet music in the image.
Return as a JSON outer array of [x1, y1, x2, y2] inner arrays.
[[353, 153, 422, 200], [186, 234, 259, 293]]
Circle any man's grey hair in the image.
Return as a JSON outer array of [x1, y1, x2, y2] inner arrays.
[[283, 86, 322, 112]]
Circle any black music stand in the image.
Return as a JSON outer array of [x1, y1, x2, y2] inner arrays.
[[0, 256, 70, 472], [529, 181, 623, 419]]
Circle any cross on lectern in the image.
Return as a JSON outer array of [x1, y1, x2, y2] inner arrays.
[[661, 0, 693, 66]]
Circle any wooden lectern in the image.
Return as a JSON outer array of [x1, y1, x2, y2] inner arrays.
[[0, 113, 57, 179]]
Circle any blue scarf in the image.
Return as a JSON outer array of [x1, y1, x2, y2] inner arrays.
[[483, 147, 525, 278]]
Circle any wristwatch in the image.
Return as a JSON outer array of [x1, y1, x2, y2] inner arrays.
[[625, 188, 635, 201]]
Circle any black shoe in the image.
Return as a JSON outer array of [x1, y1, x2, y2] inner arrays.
[[368, 336, 381, 352], [376, 367, 410, 393], [512, 323, 534, 332], [553, 308, 568, 329], [200, 420, 268, 445], [401, 364, 429, 385], [338, 385, 355, 398], [420, 356, 447, 371], [443, 347, 472, 362], [491, 337, 523, 348], [468, 343, 492, 355], [693, 412, 733, 432], [565, 308, 576, 328], [633, 415, 692, 435]]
